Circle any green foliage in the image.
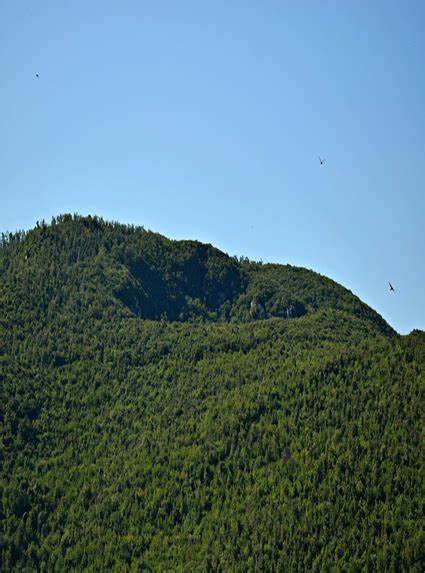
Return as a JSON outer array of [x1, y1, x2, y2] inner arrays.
[[0, 215, 423, 571]]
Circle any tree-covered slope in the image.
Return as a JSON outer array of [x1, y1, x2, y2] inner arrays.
[[0, 215, 423, 571]]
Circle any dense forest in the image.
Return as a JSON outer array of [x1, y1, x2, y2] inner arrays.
[[0, 214, 423, 571]]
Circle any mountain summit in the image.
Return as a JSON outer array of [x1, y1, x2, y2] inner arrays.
[[1, 214, 393, 332]]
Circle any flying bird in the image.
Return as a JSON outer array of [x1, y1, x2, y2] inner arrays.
[[319, 156, 325, 165], [389, 282, 395, 292], [35, 73, 39, 78]]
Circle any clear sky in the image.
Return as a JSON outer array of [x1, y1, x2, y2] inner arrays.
[[1, 1, 424, 334]]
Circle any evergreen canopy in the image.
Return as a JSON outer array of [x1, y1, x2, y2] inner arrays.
[[0, 215, 423, 571]]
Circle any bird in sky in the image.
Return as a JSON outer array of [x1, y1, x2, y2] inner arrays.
[[35, 73, 39, 78], [389, 281, 395, 292], [319, 156, 325, 165]]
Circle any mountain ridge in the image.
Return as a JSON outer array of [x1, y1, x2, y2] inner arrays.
[[0, 213, 395, 335]]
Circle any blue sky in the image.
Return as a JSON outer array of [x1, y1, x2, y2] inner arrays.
[[1, 1, 424, 333]]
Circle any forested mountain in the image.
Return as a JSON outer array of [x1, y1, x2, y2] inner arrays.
[[0, 214, 423, 571]]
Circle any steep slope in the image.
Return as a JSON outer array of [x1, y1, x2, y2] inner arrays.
[[0, 215, 422, 572]]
